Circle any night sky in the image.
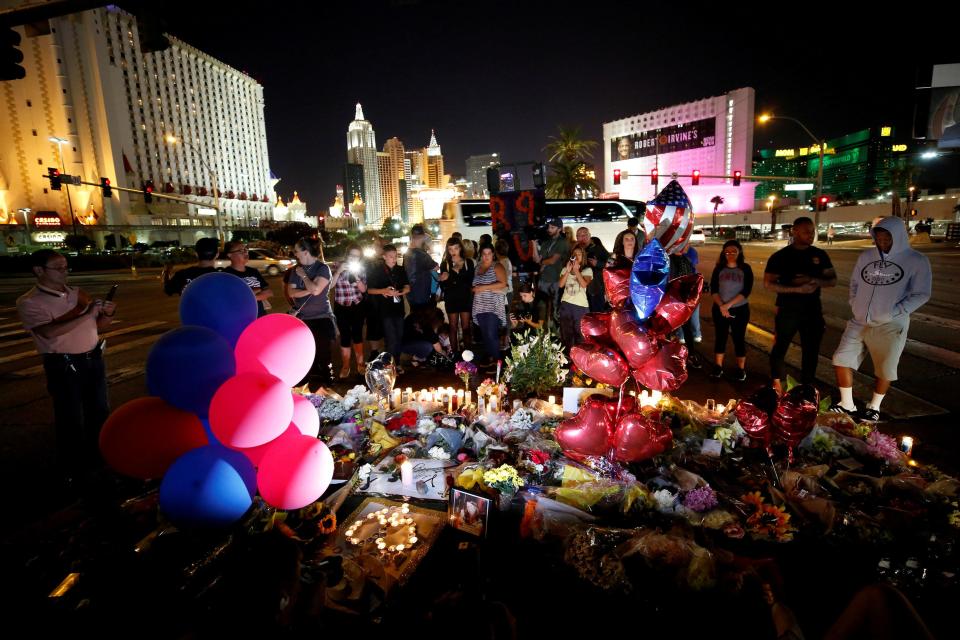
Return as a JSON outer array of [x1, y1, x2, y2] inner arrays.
[[125, 0, 955, 211]]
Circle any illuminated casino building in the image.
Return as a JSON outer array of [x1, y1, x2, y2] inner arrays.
[[752, 126, 913, 202], [603, 88, 756, 213]]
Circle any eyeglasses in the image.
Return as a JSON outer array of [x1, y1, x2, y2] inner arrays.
[[43, 265, 71, 272], [228, 248, 248, 255]]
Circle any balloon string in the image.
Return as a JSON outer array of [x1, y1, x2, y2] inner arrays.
[[615, 380, 627, 424]]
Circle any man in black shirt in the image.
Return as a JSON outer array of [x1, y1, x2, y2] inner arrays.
[[221, 240, 273, 316], [163, 237, 220, 296], [366, 244, 411, 369], [509, 283, 543, 339], [763, 217, 837, 393]]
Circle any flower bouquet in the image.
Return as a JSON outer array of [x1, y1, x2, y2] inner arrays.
[[503, 330, 568, 398], [483, 464, 525, 510]]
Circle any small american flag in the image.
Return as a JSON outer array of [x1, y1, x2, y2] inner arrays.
[[643, 180, 693, 253]]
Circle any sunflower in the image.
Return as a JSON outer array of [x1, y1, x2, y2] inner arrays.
[[318, 511, 337, 535], [747, 503, 794, 542]]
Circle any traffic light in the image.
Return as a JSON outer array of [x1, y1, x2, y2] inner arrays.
[[910, 209, 918, 217], [818, 196, 828, 211], [691, 169, 700, 186], [47, 167, 62, 191], [651, 168, 658, 185], [732, 170, 742, 186], [1, 28, 26, 81], [613, 169, 621, 185], [100, 177, 112, 198], [143, 180, 154, 203]]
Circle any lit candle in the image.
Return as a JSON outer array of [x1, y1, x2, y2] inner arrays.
[[405, 387, 413, 403], [447, 393, 453, 414], [465, 390, 472, 408], [900, 436, 914, 456], [495, 360, 502, 383], [420, 389, 429, 404], [490, 394, 498, 413], [477, 396, 486, 415], [547, 395, 556, 406], [639, 390, 650, 407], [392, 389, 402, 409], [400, 460, 413, 487]]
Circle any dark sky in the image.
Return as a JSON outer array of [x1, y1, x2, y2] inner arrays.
[[130, 0, 956, 211]]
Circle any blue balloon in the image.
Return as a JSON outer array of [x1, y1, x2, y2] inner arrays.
[[159, 445, 256, 529], [630, 238, 669, 320], [146, 326, 236, 418], [179, 272, 258, 346]]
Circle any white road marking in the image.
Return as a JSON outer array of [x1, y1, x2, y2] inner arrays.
[[0, 321, 166, 364]]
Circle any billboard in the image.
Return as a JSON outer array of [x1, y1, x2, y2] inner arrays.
[[928, 87, 960, 149], [610, 117, 717, 161]]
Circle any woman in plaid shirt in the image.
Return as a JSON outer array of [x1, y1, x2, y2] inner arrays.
[[331, 243, 368, 379]]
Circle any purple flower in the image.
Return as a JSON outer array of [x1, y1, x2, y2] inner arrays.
[[866, 431, 901, 464], [455, 361, 477, 377], [683, 486, 719, 513]]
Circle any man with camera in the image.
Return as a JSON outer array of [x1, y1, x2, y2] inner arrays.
[[17, 249, 117, 485], [531, 217, 569, 331]]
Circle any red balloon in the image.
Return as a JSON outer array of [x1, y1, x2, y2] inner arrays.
[[599, 393, 637, 427], [603, 268, 632, 310], [236, 423, 300, 468], [612, 412, 674, 463], [735, 386, 780, 450], [556, 398, 613, 457], [100, 397, 208, 480], [772, 384, 819, 451], [570, 341, 630, 387], [648, 274, 704, 336], [291, 393, 320, 438], [580, 312, 612, 342], [609, 308, 659, 369], [209, 372, 294, 449], [631, 341, 688, 391]]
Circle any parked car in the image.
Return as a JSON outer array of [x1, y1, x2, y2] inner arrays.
[[215, 247, 293, 276], [688, 228, 706, 246]]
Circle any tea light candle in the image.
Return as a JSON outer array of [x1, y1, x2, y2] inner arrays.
[[900, 436, 914, 456], [547, 395, 556, 406], [400, 460, 414, 487], [420, 389, 429, 403]]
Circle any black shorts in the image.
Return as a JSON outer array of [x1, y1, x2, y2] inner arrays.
[[335, 303, 365, 347], [364, 297, 384, 341]]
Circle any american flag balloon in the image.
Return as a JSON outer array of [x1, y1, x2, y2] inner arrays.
[[642, 180, 694, 255]]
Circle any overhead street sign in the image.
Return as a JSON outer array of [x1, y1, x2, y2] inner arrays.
[[784, 183, 815, 191]]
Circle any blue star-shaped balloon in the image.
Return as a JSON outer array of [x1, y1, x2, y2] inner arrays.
[[630, 238, 669, 321]]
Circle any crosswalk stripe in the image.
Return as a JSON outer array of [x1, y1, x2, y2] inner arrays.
[[0, 321, 166, 365], [0, 328, 27, 338], [7, 334, 163, 377], [0, 321, 22, 329]]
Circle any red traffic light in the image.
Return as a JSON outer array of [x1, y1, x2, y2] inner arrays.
[[651, 168, 659, 185], [732, 170, 742, 186], [613, 168, 621, 185], [691, 169, 700, 186]]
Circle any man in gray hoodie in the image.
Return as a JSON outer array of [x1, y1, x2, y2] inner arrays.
[[830, 217, 932, 421]]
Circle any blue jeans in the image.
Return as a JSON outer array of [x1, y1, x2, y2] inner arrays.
[[402, 340, 434, 359], [685, 302, 702, 339], [475, 312, 501, 362], [382, 315, 405, 361]]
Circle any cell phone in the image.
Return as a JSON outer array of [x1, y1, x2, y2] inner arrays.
[[106, 284, 119, 301]]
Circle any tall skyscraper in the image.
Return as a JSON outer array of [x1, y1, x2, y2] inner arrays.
[[424, 129, 445, 188], [376, 151, 394, 220], [381, 137, 406, 220], [346, 103, 381, 226], [0, 6, 273, 240], [465, 153, 500, 198]]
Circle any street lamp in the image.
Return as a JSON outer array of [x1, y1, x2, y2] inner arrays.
[[767, 194, 778, 235], [48, 136, 77, 236], [758, 114, 826, 240], [164, 134, 223, 243]]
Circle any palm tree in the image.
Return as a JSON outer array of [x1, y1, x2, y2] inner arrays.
[[710, 195, 724, 236], [544, 126, 599, 199]]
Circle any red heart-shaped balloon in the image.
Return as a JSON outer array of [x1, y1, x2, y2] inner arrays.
[[734, 386, 779, 450], [612, 411, 674, 463], [555, 398, 613, 457], [631, 340, 688, 392], [648, 273, 704, 336], [580, 312, 612, 343], [585, 392, 637, 428], [603, 267, 631, 310], [570, 341, 629, 387], [609, 308, 659, 369], [772, 384, 819, 450]]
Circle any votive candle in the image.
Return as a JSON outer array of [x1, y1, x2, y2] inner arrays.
[[400, 460, 414, 487], [547, 395, 556, 405]]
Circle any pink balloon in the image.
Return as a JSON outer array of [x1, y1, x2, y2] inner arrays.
[[612, 412, 673, 463], [291, 394, 320, 437], [609, 308, 659, 369], [258, 434, 335, 510], [580, 312, 612, 343], [631, 341, 688, 392], [570, 341, 629, 387], [555, 398, 613, 457], [648, 274, 704, 336], [237, 424, 299, 467], [209, 372, 294, 449], [234, 314, 316, 387]]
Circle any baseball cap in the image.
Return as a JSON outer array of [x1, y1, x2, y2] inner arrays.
[[546, 217, 563, 229]]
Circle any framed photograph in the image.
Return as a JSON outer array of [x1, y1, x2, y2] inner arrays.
[[448, 488, 491, 538]]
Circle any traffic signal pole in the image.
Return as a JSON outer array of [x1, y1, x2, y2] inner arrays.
[[41, 174, 220, 210]]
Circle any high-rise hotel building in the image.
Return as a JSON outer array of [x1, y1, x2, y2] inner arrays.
[[346, 103, 382, 227], [0, 6, 274, 245]]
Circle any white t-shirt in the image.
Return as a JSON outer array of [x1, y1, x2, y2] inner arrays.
[[561, 267, 592, 308]]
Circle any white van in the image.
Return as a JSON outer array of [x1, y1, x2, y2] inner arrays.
[[439, 198, 645, 256]]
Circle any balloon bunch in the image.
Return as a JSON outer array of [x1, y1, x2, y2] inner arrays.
[[364, 352, 397, 407], [99, 273, 334, 529], [558, 181, 702, 464], [734, 384, 820, 464]]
